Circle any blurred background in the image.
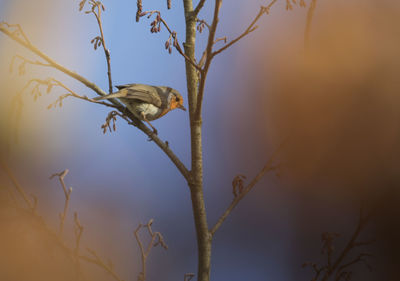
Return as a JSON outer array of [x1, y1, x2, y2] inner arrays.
[[0, 0, 399, 280]]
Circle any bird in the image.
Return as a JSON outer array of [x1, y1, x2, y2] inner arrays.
[[94, 83, 186, 134]]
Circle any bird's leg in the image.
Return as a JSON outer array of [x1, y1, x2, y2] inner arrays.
[[141, 112, 158, 136]]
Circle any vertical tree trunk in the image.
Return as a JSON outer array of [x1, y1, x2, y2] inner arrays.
[[182, 1, 212, 280]]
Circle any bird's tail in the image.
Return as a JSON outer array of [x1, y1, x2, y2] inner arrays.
[[93, 91, 126, 101]]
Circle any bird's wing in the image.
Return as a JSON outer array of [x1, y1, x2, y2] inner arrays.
[[98, 84, 162, 107], [122, 84, 162, 107]]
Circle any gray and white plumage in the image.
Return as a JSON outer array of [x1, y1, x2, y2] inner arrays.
[[94, 84, 186, 121]]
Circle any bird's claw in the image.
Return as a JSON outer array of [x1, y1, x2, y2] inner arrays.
[[147, 128, 158, 141]]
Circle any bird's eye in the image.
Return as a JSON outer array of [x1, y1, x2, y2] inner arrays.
[[175, 97, 180, 102]]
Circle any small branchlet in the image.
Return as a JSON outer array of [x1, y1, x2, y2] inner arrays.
[[12, 77, 116, 111], [321, 232, 340, 254], [303, 209, 374, 281], [232, 174, 246, 198], [184, 273, 195, 281], [134, 219, 168, 281], [167, 0, 171, 10], [214, 36, 227, 45], [50, 169, 72, 236], [302, 262, 328, 281], [135, 7, 200, 68], [0, 21, 31, 45], [80, 0, 113, 94], [74, 212, 84, 256], [81, 248, 124, 281], [210, 142, 285, 237]]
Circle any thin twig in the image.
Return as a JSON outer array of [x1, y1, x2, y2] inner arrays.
[[50, 169, 72, 236], [134, 219, 168, 281], [0, 22, 191, 182], [0, 22, 108, 98], [80, 248, 125, 281], [138, 10, 201, 71], [211, 0, 278, 57], [0, 160, 33, 210], [0, 22, 31, 44], [319, 208, 373, 281], [194, 0, 222, 120], [193, 0, 206, 16], [10, 54, 51, 74], [74, 212, 84, 256], [336, 253, 372, 277], [2, 167, 90, 281], [88, 1, 113, 94], [210, 142, 285, 236]]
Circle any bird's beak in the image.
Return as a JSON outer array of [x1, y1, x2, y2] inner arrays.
[[178, 104, 187, 111]]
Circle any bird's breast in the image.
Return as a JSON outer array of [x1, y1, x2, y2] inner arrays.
[[135, 102, 163, 121]]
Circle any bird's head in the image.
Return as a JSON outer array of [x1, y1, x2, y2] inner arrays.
[[169, 89, 186, 111]]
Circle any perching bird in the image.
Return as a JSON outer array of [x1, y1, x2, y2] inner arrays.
[[94, 84, 186, 133]]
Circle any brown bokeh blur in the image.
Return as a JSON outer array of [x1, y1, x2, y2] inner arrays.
[[266, 2, 400, 197], [247, 1, 400, 278]]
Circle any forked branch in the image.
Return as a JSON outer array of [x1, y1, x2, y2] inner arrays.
[[134, 219, 168, 281], [0, 22, 108, 98], [137, 9, 201, 71], [80, 248, 125, 281], [303, 207, 374, 281], [211, 0, 279, 58], [50, 169, 72, 236], [0, 21, 191, 182]]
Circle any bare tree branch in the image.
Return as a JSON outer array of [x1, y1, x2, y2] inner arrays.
[[80, 248, 125, 281], [304, 207, 374, 281], [74, 212, 84, 256], [49, 169, 72, 236], [210, 142, 284, 236], [86, 0, 113, 94], [194, 0, 206, 16], [137, 10, 201, 71], [211, 0, 278, 57], [0, 160, 33, 210], [0, 22, 191, 182], [134, 219, 168, 281], [10, 54, 51, 74], [194, 0, 222, 120], [0, 22, 108, 98], [1, 167, 89, 280]]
